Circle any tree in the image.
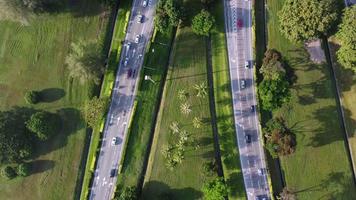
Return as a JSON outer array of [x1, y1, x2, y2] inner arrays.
[[26, 111, 61, 140], [201, 0, 215, 7], [1, 166, 17, 179], [202, 178, 228, 200], [169, 121, 180, 134], [279, 0, 339, 42], [154, 0, 181, 33], [115, 186, 137, 200], [264, 117, 296, 158], [83, 97, 109, 128], [178, 89, 187, 101], [194, 82, 208, 98], [192, 9, 215, 36], [336, 5, 356, 72], [193, 116, 203, 128], [260, 49, 286, 80], [258, 78, 290, 111], [0, 107, 34, 163], [180, 102, 192, 115], [65, 41, 105, 84], [277, 187, 296, 200], [24, 90, 40, 104], [17, 162, 31, 177]]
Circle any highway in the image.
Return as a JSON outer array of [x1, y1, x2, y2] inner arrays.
[[223, 0, 272, 199], [88, 0, 156, 199]]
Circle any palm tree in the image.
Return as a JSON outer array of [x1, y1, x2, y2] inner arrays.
[[193, 116, 203, 128], [180, 102, 192, 115], [65, 41, 104, 84], [178, 89, 187, 101], [169, 121, 180, 134], [194, 82, 207, 98]]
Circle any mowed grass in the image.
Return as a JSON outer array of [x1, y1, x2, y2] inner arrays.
[[142, 8, 216, 199], [210, 1, 246, 199], [267, 0, 356, 199], [116, 29, 175, 189], [0, 1, 110, 200]]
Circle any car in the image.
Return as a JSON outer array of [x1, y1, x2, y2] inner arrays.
[[142, 0, 147, 7], [124, 57, 129, 66], [237, 19, 243, 28], [250, 105, 255, 112], [137, 14, 143, 23], [111, 137, 117, 146], [135, 35, 140, 43], [132, 69, 136, 78], [110, 169, 116, 177], [240, 79, 246, 89], [244, 61, 249, 69], [126, 42, 131, 50], [257, 168, 264, 175], [245, 134, 251, 143], [127, 68, 132, 78]]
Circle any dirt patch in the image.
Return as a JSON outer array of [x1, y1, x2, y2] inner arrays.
[[305, 39, 326, 64]]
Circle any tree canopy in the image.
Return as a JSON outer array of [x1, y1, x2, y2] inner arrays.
[[336, 5, 356, 72], [279, 0, 339, 42], [192, 9, 215, 36], [202, 178, 228, 200], [24, 90, 41, 104], [154, 0, 181, 33], [83, 97, 109, 128], [1, 166, 17, 179], [260, 49, 286, 80], [17, 162, 31, 177], [65, 41, 105, 84], [26, 111, 61, 140]]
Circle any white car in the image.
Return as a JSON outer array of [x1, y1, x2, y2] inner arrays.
[[126, 42, 131, 50], [244, 61, 249, 69], [137, 14, 143, 23], [111, 137, 117, 146], [124, 57, 129, 66], [240, 79, 246, 89], [135, 35, 140, 43], [142, 0, 147, 7]]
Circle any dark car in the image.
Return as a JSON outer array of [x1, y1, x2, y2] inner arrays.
[[237, 19, 243, 28], [132, 69, 136, 78], [245, 134, 251, 143], [250, 105, 255, 112], [127, 68, 132, 78], [110, 169, 116, 177]]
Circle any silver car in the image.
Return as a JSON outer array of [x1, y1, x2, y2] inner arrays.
[[240, 79, 246, 89], [137, 14, 143, 23], [135, 35, 140, 43], [142, 0, 147, 7]]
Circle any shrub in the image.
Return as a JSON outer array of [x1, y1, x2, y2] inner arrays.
[[24, 90, 40, 104], [17, 162, 31, 177], [1, 166, 17, 179], [192, 9, 215, 36], [26, 111, 61, 140]]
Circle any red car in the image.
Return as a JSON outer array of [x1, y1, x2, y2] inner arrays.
[[127, 68, 132, 78], [237, 19, 243, 28]]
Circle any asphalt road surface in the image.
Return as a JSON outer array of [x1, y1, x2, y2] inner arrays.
[[89, 0, 156, 199], [223, 0, 272, 199]]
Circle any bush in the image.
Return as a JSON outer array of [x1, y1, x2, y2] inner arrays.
[[83, 97, 109, 128], [115, 186, 137, 200], [1, 166, 17, 179], [202, 178, 228, 200], [26, 111, 61, 140], [17, 162, 31, 177], [24, 90, 40, 104], [192, 9, 215, 36]]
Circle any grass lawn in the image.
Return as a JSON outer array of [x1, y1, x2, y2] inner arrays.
[[210, 1, 246, 199], [115, 28, 175, 190], [0, 1, 111, 200], [266, 0, 356, 199]]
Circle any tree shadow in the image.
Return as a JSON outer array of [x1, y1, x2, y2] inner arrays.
[[142, 181, 203, 200], [40, 88, 65, 103], [225, 172, 245, 198], [315, 172, 356, 200], [197, 136, 213, 146], [28, 159, 55, 175]]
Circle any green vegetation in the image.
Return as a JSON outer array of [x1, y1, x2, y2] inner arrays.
[[192, 9, 215, 36], [1, 166, 17, 179], [26, 111, 61, 141], [24, 90, 40, 104], [0, 0, 113, 199], [17, 163, 31, 177], [142, 0, 217, 198], [154, 0, 181, 33], [114, 29, 175, 194], [335, 5, 356, 72], [83, 97, 109, 128], [210, 0, 245, 199], [202, 178, 228, 200], [266, 0, 356, 198], [279, 0, 340, 42], [79, 0, 132, 199], [115, 186, 138, 200]]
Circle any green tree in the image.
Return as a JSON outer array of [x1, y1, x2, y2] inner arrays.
[[83, 97, 109, 128], [336, 5, 356, 72], [115, 186, 137, 200], [193, 116, 203, 128], [180, 102, 192, 115], [24, 90, 40, 104], [154, 0, 181, 33], [194, 82, 208, 98], [202, 178, 228, 200], [26, 111, 61, 140], [1, 166, 17, 179], [279, 0, 339, 42], [17, 162, 31, 177], [258, 78, 290, 111], [260, 49, 286, 80], [192, 9, 215, 36], [65, 41, 105, 84], [0, 107, 34, 163]]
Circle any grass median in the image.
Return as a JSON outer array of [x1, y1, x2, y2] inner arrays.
[[266, 0, 356, 199], [210, 1, 246, 199]]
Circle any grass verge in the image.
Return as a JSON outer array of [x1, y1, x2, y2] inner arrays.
[[210, 1, 246, 199], [266, 0, 356, 199]]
